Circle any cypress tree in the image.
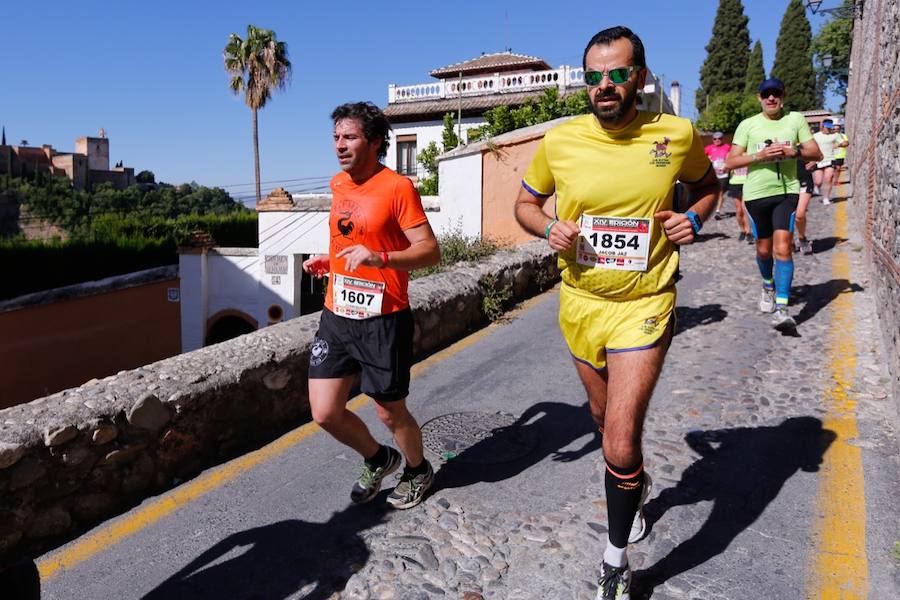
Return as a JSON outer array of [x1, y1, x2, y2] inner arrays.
[[745, 40, 766, 94], [695, 0, 751, 113], [771, 0, 817, 111]]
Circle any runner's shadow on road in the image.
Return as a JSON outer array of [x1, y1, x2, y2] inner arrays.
[[674, 304, 727, 335], [0, 558, 40, 600], [791, 278, 863, 326], [630, 416, 835, 599], [432, 401, 601, 490], [693, 232, 729, 243], [811, 236, 848, 253], [142, 504, 387, 600]]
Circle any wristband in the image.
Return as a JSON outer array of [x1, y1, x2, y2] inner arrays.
[[380, 251, 389, 268], [544, 219, 559, 239], [685, 211, 703, 234]]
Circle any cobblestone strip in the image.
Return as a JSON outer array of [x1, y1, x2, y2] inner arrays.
[[333, 196, 897, 600]]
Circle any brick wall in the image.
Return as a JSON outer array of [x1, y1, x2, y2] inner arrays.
[[845, 0, 900, 401]]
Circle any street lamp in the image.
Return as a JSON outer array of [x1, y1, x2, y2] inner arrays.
[[822, 54, 833, 68], [804, 0, 864, 19]]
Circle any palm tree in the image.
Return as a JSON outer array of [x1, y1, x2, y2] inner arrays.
[[224, 25, 291, 204]]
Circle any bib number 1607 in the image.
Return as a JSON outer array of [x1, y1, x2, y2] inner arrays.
[[589, 232, 640, 250], [339, 289, 375, 306]]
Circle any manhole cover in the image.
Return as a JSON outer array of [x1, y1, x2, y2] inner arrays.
[[421, 412, 539, 465]]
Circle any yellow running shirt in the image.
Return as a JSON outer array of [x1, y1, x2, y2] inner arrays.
[[523, 112, 711, 299]]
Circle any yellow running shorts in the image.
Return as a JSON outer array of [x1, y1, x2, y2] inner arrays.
[[559, 283, 676, 370]]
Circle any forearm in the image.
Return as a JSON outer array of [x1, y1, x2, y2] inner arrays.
[[724, 151, 757, 171], [799, 145, 823, 162], [685, 182, 719, 223], [384, 240, 440, 271], [515, 200, 554, 239]]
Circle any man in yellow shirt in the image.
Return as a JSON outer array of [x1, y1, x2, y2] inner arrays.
[[831, 121, 849, 189], [514, 26, 718, 600]]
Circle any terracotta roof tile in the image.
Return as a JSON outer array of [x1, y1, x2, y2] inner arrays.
[[430, 52, 551, 78]]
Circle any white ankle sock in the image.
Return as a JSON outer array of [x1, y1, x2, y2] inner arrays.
[[603, 540, 628, 567]]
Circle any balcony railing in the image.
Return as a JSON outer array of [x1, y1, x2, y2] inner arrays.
[[388, 66, 587, 104]]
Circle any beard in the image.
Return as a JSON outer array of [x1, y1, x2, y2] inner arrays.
[[590, 85, 638, 125]]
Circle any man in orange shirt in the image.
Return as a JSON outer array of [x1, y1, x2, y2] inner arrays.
[[303, 102, 441, 509]]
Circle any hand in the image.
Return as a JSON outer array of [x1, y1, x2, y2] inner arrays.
[[335, 245, 383, 272], [758, 144, 786, 161], [547, 219, 580, 252], [302, 255, 330, 278], [654, 210, 695, 245]]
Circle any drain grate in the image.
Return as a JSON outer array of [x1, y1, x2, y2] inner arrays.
[[420, 411, 539, 465]]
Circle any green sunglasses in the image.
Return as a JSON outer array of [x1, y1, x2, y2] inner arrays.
[[584, 66, 636, 86]]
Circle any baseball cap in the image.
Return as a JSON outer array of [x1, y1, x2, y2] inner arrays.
[[712, 132, 724, 139], [758, 78, 785, 95]]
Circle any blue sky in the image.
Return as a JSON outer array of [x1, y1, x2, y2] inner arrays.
[[2, 1, 836, 203]]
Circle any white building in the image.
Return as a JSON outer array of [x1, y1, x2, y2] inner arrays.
[[382, 51, 675, 182]]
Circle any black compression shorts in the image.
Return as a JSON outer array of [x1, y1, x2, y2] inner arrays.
[[308, 308, 413, 402], [745, 194, 798, 239], [727, 184, 743, 199], [797, 162, 815, 193]]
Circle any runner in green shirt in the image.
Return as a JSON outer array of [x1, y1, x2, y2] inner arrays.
[[725, 78, 822, 331]]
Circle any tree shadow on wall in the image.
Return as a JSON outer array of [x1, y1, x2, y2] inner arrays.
[[630, 416, 835, 599], [143, 504, 387, 600]]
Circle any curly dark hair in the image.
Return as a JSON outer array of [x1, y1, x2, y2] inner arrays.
[[330, 101, 392, 160], [582, 26, 646, 70]]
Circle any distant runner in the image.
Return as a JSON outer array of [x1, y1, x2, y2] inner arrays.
[[725, 78, 823, 331], [812, 119, 841, 205], [704, 131, 731, 220]]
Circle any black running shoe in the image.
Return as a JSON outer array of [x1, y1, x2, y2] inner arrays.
[[350, 447, 401, 504]]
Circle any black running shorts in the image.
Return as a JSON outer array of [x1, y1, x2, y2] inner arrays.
[[717, 177, 729, 192], [745, 194, 799, 240], [833, 158, 845, 166], [796, 162, 814, 193], [727, 183, 743, 199], [308, 308, 413, 402]]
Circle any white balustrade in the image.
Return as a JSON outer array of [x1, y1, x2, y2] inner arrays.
[[389, 67, 587, 104]]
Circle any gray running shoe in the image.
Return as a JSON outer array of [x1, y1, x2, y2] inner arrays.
[[350, 447, 401, 504], [772, 306, 796, 331], [387, 460, 434, 509], [800, 238, 814, 255], [596, 562, 632, 600], [628, 472, 652, 544], [759, 287, 776, 313]]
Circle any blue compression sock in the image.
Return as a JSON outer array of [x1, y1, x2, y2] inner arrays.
[[774, 259, 794, 305], [756, 256, 774, 286]]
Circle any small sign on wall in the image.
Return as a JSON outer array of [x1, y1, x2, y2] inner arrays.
[[265, 255, 288, 275], [271, 275, 281, 285], [167, 288, 180, 302]]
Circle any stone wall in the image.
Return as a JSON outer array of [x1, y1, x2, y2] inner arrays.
[[845, 0, 900, 401], [0, 241, 559, 561]]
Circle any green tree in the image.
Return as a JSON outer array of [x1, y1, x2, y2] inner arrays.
[[771, 0, 817, 111], [695, 92, 759, 133], [812, 0, 853, 109], [441, 113, 459, 151], [696, 0, 752, 113], [745, 40, 766, 94], [224, 25, 292, 204], [136, 170, 155, 184], [416, 142, 441, 196]]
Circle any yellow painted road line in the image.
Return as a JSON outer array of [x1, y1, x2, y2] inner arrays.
[[808, 200, 869, 599], [38, 288, 556, 580]]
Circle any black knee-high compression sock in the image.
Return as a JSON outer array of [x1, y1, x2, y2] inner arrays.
[[605, 459, 645, 549]]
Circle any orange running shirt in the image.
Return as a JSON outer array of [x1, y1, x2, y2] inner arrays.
[[325, 167, 429, 316]]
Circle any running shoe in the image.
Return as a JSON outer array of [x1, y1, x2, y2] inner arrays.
[[800, 238, 813, 255], [821, 197, 831, 205], [772, 306, 796, 331], [747, 233, 756, 245], [792, 238, 800, 253], [738, 232, 746, 242], [714, 212, 723, 221], [387, 460, 434, 509], [350, 447, 401, 504], [596, 562, 632, 600], [758, 287, 776, 313], [628, 472, 652, 544]]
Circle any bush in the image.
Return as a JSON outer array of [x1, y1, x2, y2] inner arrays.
[[411, 225, 502, 279]]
